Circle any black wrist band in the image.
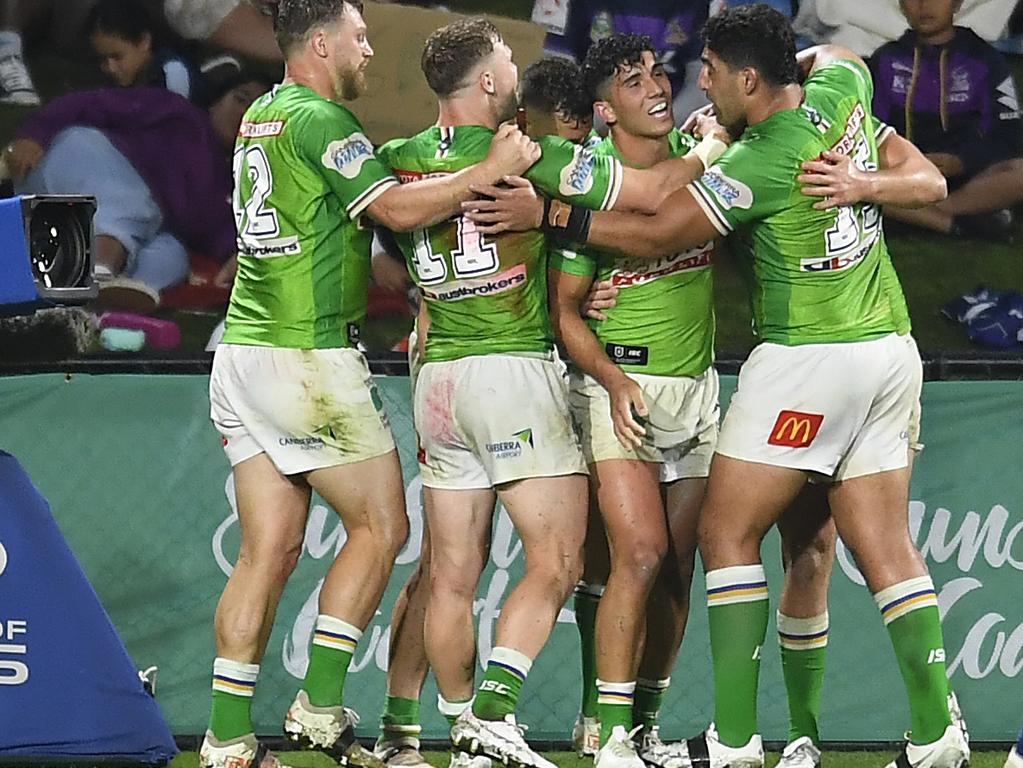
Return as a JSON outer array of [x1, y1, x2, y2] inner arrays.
[[540, 198, 592, 246]]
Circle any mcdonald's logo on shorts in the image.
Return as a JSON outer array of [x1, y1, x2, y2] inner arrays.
[[768, 410, 824, 448]]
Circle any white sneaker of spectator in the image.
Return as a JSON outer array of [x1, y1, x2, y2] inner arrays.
[[0, 31, 40, 106]]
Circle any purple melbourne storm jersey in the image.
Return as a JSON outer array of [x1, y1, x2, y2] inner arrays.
[[871, 26, 1022, 175]]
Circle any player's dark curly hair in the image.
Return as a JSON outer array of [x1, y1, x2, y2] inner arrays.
[[702, 3, 799, 87], [520, 57, 591, 123], [580, 33, 655, 103], [274, 0, 364, 56], [421, 17, 502, 97]]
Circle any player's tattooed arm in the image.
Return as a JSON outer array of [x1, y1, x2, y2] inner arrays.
[[548, 268, 647, 450], [798, 133, 946, 209], [367, 124, 541, 231]]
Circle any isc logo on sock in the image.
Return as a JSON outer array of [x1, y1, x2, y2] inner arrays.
[[927, 648, 946, 664], [480, 680, 512, 695]]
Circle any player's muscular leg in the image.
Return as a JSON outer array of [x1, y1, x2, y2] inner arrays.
[[826, 466, 926, 591], [639, 476, 704, 681], [424, 486, 495, 701], [495, 474, 587, 658], [593, 460, 666, 681], [698, 455, 807, 571], [386, 525, 432, 701], [778, 485, 835, 617], [215, 453, 311, 662], [307, 450, 409, 627], [582, 495, 611, 587]]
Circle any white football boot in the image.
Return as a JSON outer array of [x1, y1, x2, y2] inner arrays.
[[283, 690, 385, 768], [450, 709, 556, 768], [595, 725, 646, 768], [573, 715, 601, 757], [884, 723, 970, 768], [775, 737, 821, 768], [198, 731, 286, 768], [637, 725, 691, 768]]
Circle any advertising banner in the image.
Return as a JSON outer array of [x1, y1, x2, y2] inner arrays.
[[0, 374, 1019, 741]]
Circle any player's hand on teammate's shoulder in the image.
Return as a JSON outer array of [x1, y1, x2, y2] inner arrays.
[[462, 175, 543, 235], [797, 149, 870, 209], [605, 370, 648, 451], [582, 279, 618, 321], [483, 123, 541, 179]]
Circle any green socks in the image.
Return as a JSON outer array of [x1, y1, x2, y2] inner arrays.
[[474, 646, 532, 721], [778, 612, 828, 744], [875, 577, 952, 745], [381, 694, 421, 742], [635, 677, 670, 731], [303, 614, 362, 708], [597, 679, 635, 745], [209, 657, 259, 741], [574, 583, 602, 719], [438, 695, 473, 727], [707, 564, 770, 748]]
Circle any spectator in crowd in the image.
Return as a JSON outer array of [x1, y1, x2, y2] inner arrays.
[[797, 0, 1019, 57], [871, 0, 1023, 239], [4, 66, 269, 310], [87, 0, 202, 101], [0, 0, 39, 104], [0, 0, 281, 105], [163, 0, 282, 63], [530, 0, 712, 122]]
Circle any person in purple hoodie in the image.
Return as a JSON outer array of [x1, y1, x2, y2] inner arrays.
[[3, 66, 269, 308], [871, 0, 1023, 240]]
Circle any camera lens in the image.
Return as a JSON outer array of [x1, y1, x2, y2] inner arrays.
[[29, 202, 89, 289]]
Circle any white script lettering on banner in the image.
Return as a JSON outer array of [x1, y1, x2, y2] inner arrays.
[[837, 500, 1021, 681], [212, 473, 574, 679]]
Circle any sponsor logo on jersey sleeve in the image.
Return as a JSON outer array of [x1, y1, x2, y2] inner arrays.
[[767, 410, 824, 448], [698, 167, 753, 211], [322, 132, 375, 179], [559, 145, 597, 198]]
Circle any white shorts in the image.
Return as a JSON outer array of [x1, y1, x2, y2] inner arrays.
[[568, 368, 719, 483], [415, 354, 587, 489], [163, 0, 239, 39], [210, 344, 395, 475], [717, 333, 923, 481]]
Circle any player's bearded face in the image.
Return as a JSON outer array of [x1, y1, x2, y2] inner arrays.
[[698, 48, 746, 137], [329, 9, 373, 100], [489, 42, 520, 124]]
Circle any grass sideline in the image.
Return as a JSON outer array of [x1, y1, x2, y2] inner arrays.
[[167, 748, 1010, 768]]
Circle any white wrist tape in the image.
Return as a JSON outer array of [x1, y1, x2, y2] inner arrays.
[[691, 135, 728, 170]]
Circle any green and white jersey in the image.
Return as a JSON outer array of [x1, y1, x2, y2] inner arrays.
[[224, 83, 398, 348], [688, 59, 911, 346], [552, 128, 715, 378], [377, 125, 624, 363]]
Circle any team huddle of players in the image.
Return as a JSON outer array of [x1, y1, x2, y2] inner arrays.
[[199, 3, 975, 768]]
